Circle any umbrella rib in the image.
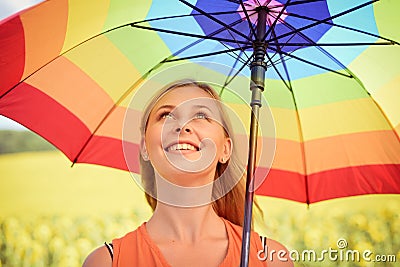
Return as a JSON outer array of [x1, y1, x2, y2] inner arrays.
[[169, 14, 255, 62], [220, 11, 256, 62], [272, 12, 400, 137], [263, 0, 292, 42], [133, 10, 256, 65], [179, 0, 252, 42], [239, 0, 257, 39], [288, 81, 310, 206], [71, 60, 169, 165], [266, 12, 396, 102], [286, 11, 400, 45], [225, 0, 242, 5], [267, 13, 362, 80], [168, 17, 254, 65], [266, 9, 310, 204], [222, 23, 257, 88], [220, 55, 254, 97], [270, 22, 311, 203], [270, 14, 381, 93], [268, 46, 352, 78], [162, 46, 252, 63], [131, 23, 250, 45], [267, 0, 380, 44], [370, 100, 400, 144], [223, 29, 256, 63], [135, 10, 244, 24], [219, 30, 256, 96], [254, 0, 262, 6], [266, 54, 291, 69], [270, 14, 356, 76], [266, 7, 397, 47], [266, 28, 299, 65], [267, 42, 395, 46], [265, 52, 292, 91], [0, 22, 131, 99], [225, 49, 247, 80], [219, 42, 250, 65], [348, 74, 400, 144], [284, 0, 325, 7], [267, 22, 293, 91], [223, 24, 255, 63]]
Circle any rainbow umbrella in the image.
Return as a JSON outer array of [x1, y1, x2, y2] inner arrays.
[[1, 0, 400, 265]]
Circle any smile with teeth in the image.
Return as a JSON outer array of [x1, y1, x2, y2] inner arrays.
[[166, 143, 199, 152]]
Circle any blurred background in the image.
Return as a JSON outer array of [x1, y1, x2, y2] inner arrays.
[[0, 120, 399, 266]]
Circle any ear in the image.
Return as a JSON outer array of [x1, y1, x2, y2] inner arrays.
[[140, 138, 149, 161], [220, 137, 232, 163]]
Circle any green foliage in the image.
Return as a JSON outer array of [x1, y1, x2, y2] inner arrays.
[[0, 131, 55, 154]]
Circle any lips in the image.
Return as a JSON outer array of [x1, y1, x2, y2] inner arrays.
[[165, 142, 199, 152]]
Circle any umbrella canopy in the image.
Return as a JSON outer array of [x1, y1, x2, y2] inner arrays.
[[0, 0, 399, 205]]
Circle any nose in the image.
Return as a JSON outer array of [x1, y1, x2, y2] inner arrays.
[[175, 124, 192, 133]]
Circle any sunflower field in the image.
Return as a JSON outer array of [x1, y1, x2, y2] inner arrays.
[[1, 151, 399, 266]]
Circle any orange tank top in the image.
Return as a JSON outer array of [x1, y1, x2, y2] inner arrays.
[[111, 218, 267, 266]]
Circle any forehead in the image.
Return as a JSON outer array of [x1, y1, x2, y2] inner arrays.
[[152, 85, 215, 109]]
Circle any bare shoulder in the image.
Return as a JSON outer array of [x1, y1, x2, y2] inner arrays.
[[266, 238, 294, 267], [82, 245, 112, 267]]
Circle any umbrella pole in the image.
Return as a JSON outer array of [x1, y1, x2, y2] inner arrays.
[[240, 7, 267, 267]]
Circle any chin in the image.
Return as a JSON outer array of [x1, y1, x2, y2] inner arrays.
[[155, 167, 215, 187]]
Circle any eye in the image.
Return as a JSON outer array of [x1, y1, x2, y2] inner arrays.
[[159, 112, 175, 120], [194, 112, 209, 120]]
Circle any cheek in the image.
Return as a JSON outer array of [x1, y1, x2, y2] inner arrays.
[[206, 131, 228, 154], [144, 127, 162, 151]]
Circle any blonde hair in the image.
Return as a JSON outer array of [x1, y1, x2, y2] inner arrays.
[[139, 79, 262, 227]]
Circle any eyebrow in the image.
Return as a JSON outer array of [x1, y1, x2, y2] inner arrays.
[[193, 104, 214, 113], [154, 105, 176, 112], [155, 104, 214, 113]]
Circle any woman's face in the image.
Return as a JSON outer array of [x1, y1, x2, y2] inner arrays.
[[143, 85, 232, 187]]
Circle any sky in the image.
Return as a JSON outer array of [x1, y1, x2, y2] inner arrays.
[[0, 0, 43, 20], [0, 0, 44, 130]]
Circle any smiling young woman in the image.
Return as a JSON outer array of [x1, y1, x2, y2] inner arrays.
[[83, 80, 293, 267]]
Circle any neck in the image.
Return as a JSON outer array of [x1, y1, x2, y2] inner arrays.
[[147, 202, 224, 243], [154, 171, 214, 207]]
